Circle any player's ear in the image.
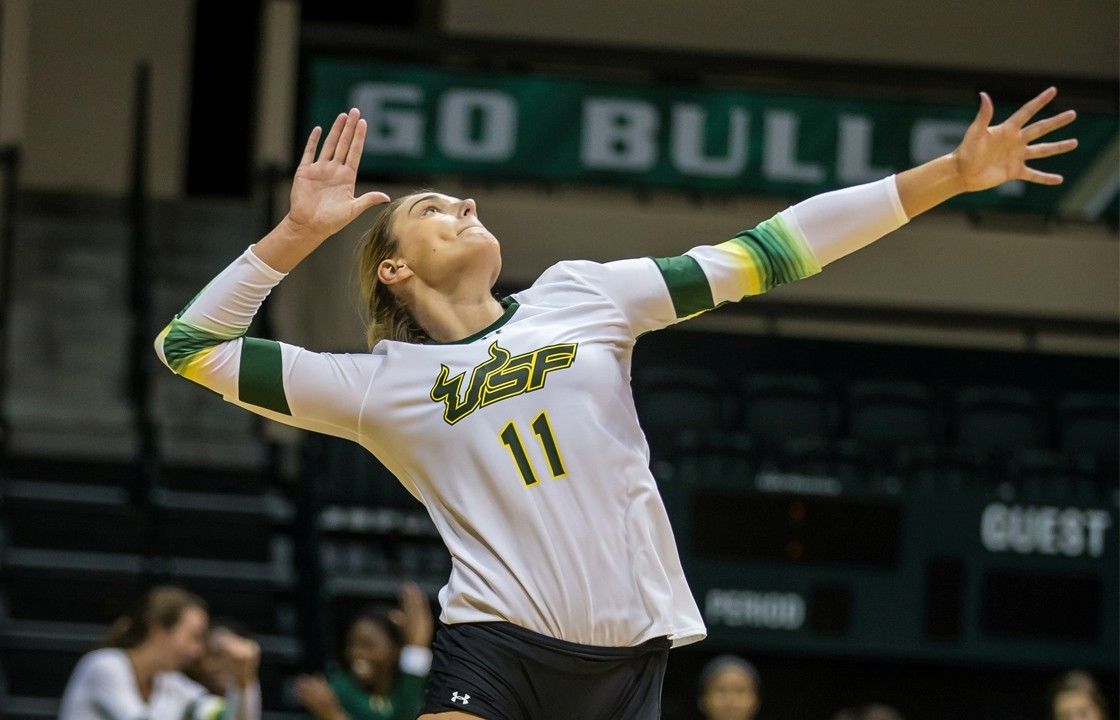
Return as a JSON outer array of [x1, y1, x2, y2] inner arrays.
[[378, 258, 413, 286]]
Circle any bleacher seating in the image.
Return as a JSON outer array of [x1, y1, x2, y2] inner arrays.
[[741, 373, 835, 447], [0, 457, 301, 714], [0, 193, 301, 715], [953, 385, 1044, 453], [635, 366, 734, 451], [632, 341, 1116, 502], [846, 379, 939, 449], [1059, 391, 1120, 484]]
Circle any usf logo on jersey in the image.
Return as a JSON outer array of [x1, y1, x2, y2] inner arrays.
[[430, 341, 578, 425]]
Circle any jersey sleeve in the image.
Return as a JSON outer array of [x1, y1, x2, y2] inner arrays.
[[79, 653, 147, 720], [153, 245, 380, 443], [548, 174, 909, 336]]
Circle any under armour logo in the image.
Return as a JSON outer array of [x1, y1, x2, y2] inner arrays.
[[451, 691, 471, 705]]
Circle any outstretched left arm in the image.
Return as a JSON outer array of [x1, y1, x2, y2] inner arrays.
[[896, 86, 1077, 218], [576, 88, 1078, 336]]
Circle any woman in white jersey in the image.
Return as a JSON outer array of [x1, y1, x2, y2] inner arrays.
[[59, 586, 261, 720], [155, 88, 1076, 720]]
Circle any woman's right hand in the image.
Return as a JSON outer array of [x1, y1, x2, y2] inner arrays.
[[286, 108, 390, 242], [389, 581, 435, 648]]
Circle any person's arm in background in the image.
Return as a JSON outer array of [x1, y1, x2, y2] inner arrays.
[[294, 676, 349, 720], [388, 582, 435, 720], [217, 630, 262, 720]]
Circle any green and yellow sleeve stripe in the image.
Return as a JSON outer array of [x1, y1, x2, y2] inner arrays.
[[651, 211, 822, 319], [153, 249, 292, 416]]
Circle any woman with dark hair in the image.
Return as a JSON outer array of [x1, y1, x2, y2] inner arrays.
[[59, 586, 260, 720], [1051, 670, 1109, 720], [155, 88, 1076, 719], [295, 582, 433, 720]]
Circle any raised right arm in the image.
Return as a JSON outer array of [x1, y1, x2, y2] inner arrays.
[[154, 108, 391, 442], [153, 240, 379, 442]]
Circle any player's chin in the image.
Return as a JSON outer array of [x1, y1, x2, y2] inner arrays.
[[463, 226, 499, 246]]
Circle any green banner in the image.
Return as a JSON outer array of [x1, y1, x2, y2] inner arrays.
[[304, 58, 1119, 220]]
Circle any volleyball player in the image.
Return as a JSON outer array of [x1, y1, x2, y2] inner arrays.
[[154, 88, 1076, 719]]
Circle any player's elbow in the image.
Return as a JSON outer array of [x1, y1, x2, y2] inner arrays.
[[153, 323, 175, 373]]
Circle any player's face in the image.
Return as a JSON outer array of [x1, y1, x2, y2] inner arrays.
[[389, 192, 502, 291], [345, 619, 399, 690], [1054, 691, 1105, 720], [154, 605, 209, 671], [698, 667, 759, 720]]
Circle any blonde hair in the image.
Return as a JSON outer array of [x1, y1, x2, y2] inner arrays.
[[356, 192, 431, 348], [102, 586, 206, 649]]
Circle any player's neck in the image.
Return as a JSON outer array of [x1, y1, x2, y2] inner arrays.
[[410, 289, 506, 343]]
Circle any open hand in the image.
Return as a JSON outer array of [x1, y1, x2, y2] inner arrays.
[[388, 581, 434, 647], [294, 674, 346, 720], [952, 87, 1078, 192], [286, 108, 390, 241]]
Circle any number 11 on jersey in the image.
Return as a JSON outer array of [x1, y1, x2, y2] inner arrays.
[[499, 411, 567, 487]]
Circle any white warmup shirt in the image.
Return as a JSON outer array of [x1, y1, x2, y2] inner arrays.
[[58, 647, 261, 720], [155, 176, 908, 648]]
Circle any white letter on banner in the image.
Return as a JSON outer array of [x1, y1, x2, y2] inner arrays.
[[980, 503, 1008, 552], [911, 119, 967, 163], [438, 90, 517, 161], [1058, 508, 1086, 557], [995, 179, 1027, 197], [762, 111, 826, 183], [349, 83, 425, 156], [837, 114, 894, 183], [581, 98, 658, 172], [1086, 510, 1112, 558], [670, 104, 749, 178]]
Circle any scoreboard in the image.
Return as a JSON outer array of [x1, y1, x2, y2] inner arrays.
[[659, 463, 1118, 669]]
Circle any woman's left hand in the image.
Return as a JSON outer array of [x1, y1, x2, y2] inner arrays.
[[952, 86, 1078, 192], [209, 628, 260, 688]]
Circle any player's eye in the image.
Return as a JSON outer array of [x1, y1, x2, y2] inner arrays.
[[421, 205, 438, 215]]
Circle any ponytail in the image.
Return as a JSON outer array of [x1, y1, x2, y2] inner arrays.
[[356, 193, 430, 348]]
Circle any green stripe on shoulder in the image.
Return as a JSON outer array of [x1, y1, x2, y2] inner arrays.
[[652, 254, 715, 318], [239, 337, 291, 415]]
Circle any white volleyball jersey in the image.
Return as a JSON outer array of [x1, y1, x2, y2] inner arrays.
[[155, 176, 908, 648]]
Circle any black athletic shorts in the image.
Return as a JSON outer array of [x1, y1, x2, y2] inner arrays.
[[419, 620, 671, 720]]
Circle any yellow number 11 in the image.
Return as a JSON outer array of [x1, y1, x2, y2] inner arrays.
[[499, 411, 567, 487]]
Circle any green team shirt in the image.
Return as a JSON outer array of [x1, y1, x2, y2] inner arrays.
[[327, 671, 426, 720]]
